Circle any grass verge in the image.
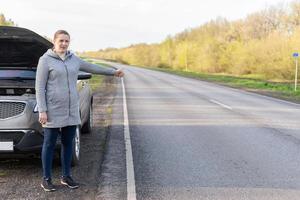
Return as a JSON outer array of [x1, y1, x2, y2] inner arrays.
[[143, 67, 300, 103], [82, 58, 113, 92], [89, 75, 104, 91], [82, 57, 300, 103]]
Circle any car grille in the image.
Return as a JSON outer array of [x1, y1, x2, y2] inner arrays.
[[0, 102, 26, 119]]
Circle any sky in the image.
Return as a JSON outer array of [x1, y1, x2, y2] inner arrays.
[[1, 0, 296, 51]]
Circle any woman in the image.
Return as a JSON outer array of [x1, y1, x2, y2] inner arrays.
[[36, 30, 123, 192]]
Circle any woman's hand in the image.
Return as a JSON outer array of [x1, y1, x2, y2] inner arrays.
[[114, 69, 124, 77], [39, 112, 48, 124]]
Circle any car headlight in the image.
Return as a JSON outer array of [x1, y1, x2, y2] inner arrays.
[[33, 104, 39, 113]]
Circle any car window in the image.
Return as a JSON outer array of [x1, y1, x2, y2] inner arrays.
[[0, 70, 36, 80]]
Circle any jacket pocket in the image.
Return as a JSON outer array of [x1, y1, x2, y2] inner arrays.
[[46, 88, 57, 104]]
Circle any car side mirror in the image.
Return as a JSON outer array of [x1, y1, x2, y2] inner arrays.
[[78, 72, 92, 80]]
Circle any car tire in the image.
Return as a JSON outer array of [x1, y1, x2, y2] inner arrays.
[[82, 104, 93, 134], [71, 125, 81, 166]]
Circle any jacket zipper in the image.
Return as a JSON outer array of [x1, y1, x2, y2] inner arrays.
[[63, 60, 71, 117]]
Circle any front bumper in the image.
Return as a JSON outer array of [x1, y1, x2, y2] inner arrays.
[[0, 129, 43, 152]]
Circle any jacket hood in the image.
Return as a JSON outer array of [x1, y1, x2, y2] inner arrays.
[[0, 26, 53, 69], [44, 49, 73, 60]]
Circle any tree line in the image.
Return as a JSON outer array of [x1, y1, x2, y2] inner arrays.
[[81, 1, 300, 81], [0, 13, 15, 26]]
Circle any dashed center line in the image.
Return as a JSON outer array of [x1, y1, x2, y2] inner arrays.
[[121, 78, 137, 200], [210, 99, 232, 110]]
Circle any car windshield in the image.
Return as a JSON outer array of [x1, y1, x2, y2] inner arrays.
[[0, 70, 36, 80]]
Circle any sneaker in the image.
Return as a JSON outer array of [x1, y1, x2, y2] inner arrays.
[[60, 176, 79, 189], [41, 178, 56, 192]]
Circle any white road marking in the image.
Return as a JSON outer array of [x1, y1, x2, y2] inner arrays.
[[121, 78, 137, 200], [210, 99, 233, 110]]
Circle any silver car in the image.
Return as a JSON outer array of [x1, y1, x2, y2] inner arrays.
[[0, 26, 93, 165]]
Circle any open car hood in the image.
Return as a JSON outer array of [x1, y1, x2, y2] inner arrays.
[[0, 26, 53, 69]]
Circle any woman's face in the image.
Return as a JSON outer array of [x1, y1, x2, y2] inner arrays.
[[53, 34, 70, 54]]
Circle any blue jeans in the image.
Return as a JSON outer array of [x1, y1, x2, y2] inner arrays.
[[42, 125, 76, 179]]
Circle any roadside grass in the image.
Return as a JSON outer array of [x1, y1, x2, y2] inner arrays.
[[89, 74, 104, 91], [102, 106, 113, 127], [81, 57, 300, 103], [82, 57, 112, 68], [82, 58, 112, 92], [0, 171, 7, 177], [143, 67, 300, 103], [107, 106, 113, 115], [91, 61, 112, 68]]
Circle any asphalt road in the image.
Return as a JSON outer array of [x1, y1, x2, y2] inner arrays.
[[99, 63, 300, 200]]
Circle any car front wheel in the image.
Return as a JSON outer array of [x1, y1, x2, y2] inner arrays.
[[71, 125, 81, 166], [82, 104, 93, 134]]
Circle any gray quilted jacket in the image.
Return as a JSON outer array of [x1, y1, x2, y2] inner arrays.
[[35, 49, 115, 128]]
